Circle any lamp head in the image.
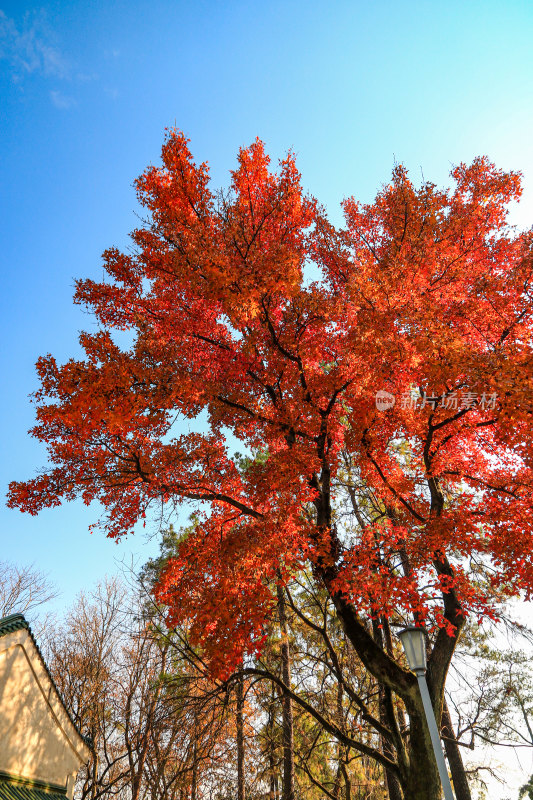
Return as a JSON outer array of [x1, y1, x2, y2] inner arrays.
[[398, 626, 427, 674]]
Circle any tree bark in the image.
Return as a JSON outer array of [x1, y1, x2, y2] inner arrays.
[[441, 697, 472, 800], [277, 583, 295, 800], [316, 540, 452, 799], [268, 684, 278, 800], [400, 692, 445, 800], [191, 736, 198, 800], [90, 748, 98, 800], [333, 666, 344, 800], [236, 668, 246, 800], [310, 469, 465, 799], [269, 747, 278, 800], [372, 619, 405, 800], [382, 732, 404, 800], [340, 761, 352, 800]]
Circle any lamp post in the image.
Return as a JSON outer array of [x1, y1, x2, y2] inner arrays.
[[398, 627, 455, 800]]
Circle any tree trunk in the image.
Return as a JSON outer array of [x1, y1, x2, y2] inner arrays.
[[372, 619, 404, 800], [269, 754, 277, 800], [277, 583, 295, 800], [340, 761, 352, 800], [236, 668, 246, 800], [191, 737, 198, 800], [313, 485, 463, 799], [268, 685, 278, 800], [402, 696, 444, 800], [333, 672, 343, 800], [441, 698, 472, 800], [333, 591, 447, 799], [382, 734, 404, 800], [89, 748, 99, 800], [333, 759, 342, 800]]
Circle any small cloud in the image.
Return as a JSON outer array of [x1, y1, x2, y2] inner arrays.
[[104, 86, 119, 100], [50, 89, 75, 109], [77, 71, 99, 82], [0, 9, 69, 81]]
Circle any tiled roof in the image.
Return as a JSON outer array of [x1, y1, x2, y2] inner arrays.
[[0, 614, 91, 753], [0, 777, 66, 799], [0, 615, 30, 638]]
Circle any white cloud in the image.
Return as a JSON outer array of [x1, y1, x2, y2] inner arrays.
[[50, 89, 76, 109], [77, 71, 99, 82], [0, 9, 69, 80]]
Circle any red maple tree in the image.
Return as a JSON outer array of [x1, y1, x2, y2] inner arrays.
[[9, 131, 533, 798]]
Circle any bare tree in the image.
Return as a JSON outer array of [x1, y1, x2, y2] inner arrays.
[[0, 560, 57, 639]]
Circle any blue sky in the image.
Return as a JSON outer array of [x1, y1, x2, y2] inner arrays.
[[1, 0, 533, 792], [1, 0, 533, 598]]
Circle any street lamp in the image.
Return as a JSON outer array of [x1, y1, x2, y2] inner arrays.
[[398, 627, 455, 800]]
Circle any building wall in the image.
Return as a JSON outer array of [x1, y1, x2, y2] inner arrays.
[[0, 628, 90, 798]]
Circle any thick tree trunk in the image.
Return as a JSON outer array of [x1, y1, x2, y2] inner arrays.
[[236, 669, 246, 800], [382, 734, 404, 800], [401, 694, 445, 800], [312, 473, 464, 799], [441, 698, 472, 800], [322, 574, 454, 799], [277, 583, 295, 800]]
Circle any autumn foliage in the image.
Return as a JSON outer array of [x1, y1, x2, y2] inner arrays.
[[9, 131, 533, 679]]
